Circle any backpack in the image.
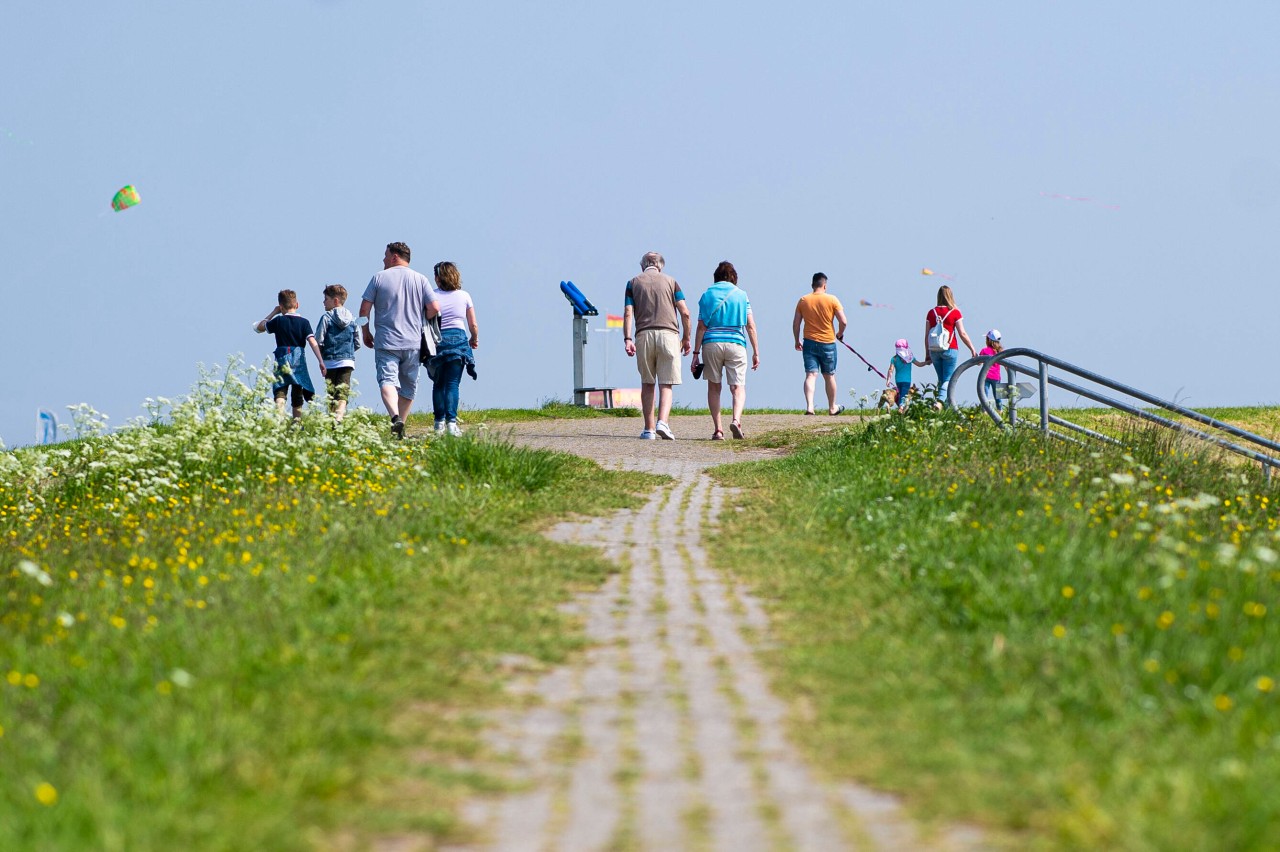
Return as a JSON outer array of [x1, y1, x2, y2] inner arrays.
[[927, 307, 956, 351]]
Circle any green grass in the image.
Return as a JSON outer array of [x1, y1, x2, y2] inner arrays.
[[1048, 406, 1280, 447], [455, 399, 640, 423], [0, 364, 656, 850], [714, 405, 1280, 850]]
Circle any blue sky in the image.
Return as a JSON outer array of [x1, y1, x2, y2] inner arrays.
[[3, 2, 1277, 445]]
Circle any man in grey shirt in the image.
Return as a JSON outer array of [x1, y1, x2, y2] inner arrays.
[[360, 241, 439, 438]]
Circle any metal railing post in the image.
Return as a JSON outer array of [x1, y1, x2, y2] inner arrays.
[[946, 347, 1280, 484], [572, 315, 588, 405], [1039, 361, 1049, 432]]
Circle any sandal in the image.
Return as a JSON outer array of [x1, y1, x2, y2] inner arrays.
[[829, 404, 846, 415], [803, 410, 816, 415], [729, 421, 744, 439], [711, 430, 725, 441]]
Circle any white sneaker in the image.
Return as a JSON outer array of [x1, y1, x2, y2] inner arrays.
[[434, 421, 446, 434], [639, 429, 657, 440], [654, 421, 675, 440], [447, 421, 463, 437]]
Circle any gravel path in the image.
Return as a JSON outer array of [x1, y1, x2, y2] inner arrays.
[[451, 414, 985, 851]]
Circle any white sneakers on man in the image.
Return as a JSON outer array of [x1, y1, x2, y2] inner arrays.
[[654, 421, 675, 440]]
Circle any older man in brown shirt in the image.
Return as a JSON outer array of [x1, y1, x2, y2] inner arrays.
[[623, 251, 691, 440]]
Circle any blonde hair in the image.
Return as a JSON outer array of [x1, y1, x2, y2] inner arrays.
[[936, 285, 956, 309], [433, 261, 462, 291], [987, 336, 1003, 353]]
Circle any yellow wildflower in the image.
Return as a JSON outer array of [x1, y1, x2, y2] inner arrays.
[[34, 782, 57, 806]]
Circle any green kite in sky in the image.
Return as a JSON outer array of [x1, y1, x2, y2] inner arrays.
[[111, 185, 140, 212]]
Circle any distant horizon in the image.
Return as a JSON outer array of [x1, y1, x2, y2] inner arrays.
[[12, 368, 1276, 451]]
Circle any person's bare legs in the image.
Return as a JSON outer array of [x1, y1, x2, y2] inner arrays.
[[380, 383, 400, 417], [825, 373, 839, 414], [333, 399, 347, 424], [379, 385, 414, 419], [275, 397, 287, 417], [803, 371, 817, 413], [640, 383, 656, 432], [707, 381, 723, 434], [730, 383, 746, 426], [657, 384, 674, 426]]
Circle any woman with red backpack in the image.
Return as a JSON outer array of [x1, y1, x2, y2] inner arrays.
[[923, 285, 977, 404]]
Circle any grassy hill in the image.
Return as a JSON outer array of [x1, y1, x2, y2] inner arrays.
[[0, 365, 655, 850], [5, 367, 1279, 849], [715, 402, 1280, 849]]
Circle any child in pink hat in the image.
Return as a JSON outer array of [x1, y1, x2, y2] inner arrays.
[[886, 338, 927, 412]]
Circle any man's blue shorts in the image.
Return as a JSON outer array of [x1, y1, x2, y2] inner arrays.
[[802, 339, 837, 375]]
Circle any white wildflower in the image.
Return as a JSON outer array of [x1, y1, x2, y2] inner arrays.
[[17, 560, 53, 587]]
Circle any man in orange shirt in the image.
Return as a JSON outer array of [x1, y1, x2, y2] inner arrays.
[[792, 272, 849, 415]]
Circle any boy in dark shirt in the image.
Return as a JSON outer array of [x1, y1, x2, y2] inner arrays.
[[254, 289, 326, 419]]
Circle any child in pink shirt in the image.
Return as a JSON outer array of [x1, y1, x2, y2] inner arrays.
[[979, 329, 1004, 409]]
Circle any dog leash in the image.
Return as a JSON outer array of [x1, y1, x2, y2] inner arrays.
[[838, 338, 887, 379]]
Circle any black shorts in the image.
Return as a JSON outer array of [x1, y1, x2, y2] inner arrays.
[[326, 367, 353, 400], [273, 385, 312, 407]]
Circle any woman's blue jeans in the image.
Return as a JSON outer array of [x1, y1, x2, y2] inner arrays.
[[432, 329, 468, 423], [932, 348, 960, 401]]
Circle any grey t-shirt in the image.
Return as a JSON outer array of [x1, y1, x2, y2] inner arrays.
[[361, 266, 437, 350]]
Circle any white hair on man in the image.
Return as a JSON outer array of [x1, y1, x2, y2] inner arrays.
[[640, 251, 665, 272]]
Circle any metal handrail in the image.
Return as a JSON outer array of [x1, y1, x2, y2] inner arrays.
[[948, 347, 1280, 483]]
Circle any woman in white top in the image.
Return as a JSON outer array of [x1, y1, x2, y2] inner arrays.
[[429, 262, 479, 435]]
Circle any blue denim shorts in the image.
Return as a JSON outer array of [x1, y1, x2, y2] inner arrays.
[[374, 348, 421, 400], [802, 339, 837, 375]]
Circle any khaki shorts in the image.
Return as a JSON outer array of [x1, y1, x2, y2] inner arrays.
[[701, 341, 747, 386], [635, 329, 682, 385]]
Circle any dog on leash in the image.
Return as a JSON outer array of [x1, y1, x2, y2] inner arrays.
[[878, 385, 920, 412]]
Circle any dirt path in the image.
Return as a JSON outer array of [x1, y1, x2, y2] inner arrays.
[[452, 415, 984, 851]]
